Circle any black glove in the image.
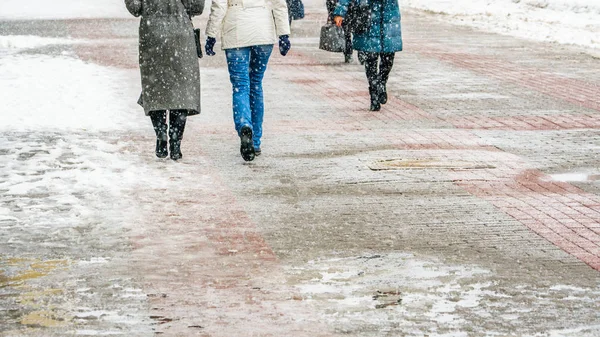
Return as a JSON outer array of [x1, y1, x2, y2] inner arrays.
[[205, 37, 216, 56], [278, 35, 291, 56]]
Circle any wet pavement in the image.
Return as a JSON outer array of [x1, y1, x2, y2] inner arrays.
[[1, 0, 600, 336]]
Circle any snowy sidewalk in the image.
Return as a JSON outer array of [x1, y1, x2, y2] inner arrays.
[[1, 1, 600, 336]]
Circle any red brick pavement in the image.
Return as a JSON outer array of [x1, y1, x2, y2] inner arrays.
[[71, 21, 333, 336], [275, 48, 600, 271], [449, 114, 600, 130], [127, 153, 333, 336], [413, 47, 600, 114]]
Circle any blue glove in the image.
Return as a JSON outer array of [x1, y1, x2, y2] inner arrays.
[[205, 37, 216, 56], [278, 35, 291, 56]]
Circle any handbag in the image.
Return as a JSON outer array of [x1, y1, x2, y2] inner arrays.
[[347, 0, 371, 34], [194, 28, 203, 58], [319, 21, 345, 53]]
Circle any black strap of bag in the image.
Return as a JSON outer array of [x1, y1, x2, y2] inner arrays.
[[183, 1, 203, 58], [194, 28, 203, 58]]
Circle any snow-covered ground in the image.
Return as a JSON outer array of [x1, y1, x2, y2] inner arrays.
[[0, 52, 140, 131], [0, 35, 148, 256], [0, 0, 130, 20], [0, 30, 163, 333], [0, 2, 156, 265], [290, 253, 600, 336], [403, 0, 600, 50], [2, 0, 598, 51]]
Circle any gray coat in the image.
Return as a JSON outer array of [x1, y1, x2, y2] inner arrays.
[[125, 0, 204, 116]]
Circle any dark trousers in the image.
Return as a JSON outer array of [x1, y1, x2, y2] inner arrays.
[[150, 110, 187, 144], [326, 0, 353, 57], [361, 52, 395, 94]]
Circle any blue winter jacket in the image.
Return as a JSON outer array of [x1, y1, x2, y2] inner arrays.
[[334, 0, 403, 53]]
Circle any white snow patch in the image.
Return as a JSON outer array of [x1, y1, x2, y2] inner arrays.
[[75, 330, 124, 336], [549, 172, 599, 182], [290, 253, 494, 332], [0, 35, 81, 53], [403, 0, 600, 50], [0, 54, 140, 132], [549, 285, 589, 292], [75, 310, 113, 319], [121, 288, 146, 299], [0, 206, 18, 222], [0, 0, 131, 20], [528, 324, 600, 337], [74, 307, 147, 326], [78, 257, 111, 265]]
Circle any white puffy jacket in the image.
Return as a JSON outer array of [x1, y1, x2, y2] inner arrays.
[[205, 0, 290, 49]]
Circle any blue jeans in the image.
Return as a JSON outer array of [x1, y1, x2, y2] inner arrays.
[[225, 45, 273, 150]]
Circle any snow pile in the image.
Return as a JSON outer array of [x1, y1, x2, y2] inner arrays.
[[0, 0, 130, 20], [0, 53, 141, 131], [403, 0, 600, 50]]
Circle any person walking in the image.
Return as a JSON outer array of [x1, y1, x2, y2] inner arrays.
[[334, 0, 402, 111], [125, 0, 204, 160], [326, 0, 353, 63], [204, 0, 291, 161], [287, 0, 305, 26]]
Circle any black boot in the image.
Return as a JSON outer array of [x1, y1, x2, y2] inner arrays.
[[240, 125, 255, 162], [378, 53, 395, 105], [379, 82, 388, 105], [169, 110, 187, 161], [358, 52, 366, 65], [369, 85, 381, 111], [150, 111, 168, 158], [364, 53, 381, 111]]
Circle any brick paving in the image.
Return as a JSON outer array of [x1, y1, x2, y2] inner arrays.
[[195, 5, 600, 333], [267, 12, 600, 271], [1, 1, 600, 336]]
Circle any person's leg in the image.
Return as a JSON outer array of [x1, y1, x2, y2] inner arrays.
[[326, 0, 335, 23], [226, 47, 256, 161], [150, 110, 168, 158], [287, 0, 293, 25], [226, 47, 252, 136], [249, 44, 273, 153], [344, 31, 353, 63], [378, 52, 395, 104], [168, 109, 187, 160], [361, 51, 380, 111], [342, 20, 353, 63]]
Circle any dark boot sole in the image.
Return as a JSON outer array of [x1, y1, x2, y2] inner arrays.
[[370, 103, 381, 111], [156, 140, 168, 158], [170, 149, 182, 161], [240, 126, 255, 162], [169, 142, 182, 161], [380, 92, 388, 105]]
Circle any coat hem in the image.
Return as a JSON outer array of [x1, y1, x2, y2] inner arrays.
[[141, 105, 202, 117]]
